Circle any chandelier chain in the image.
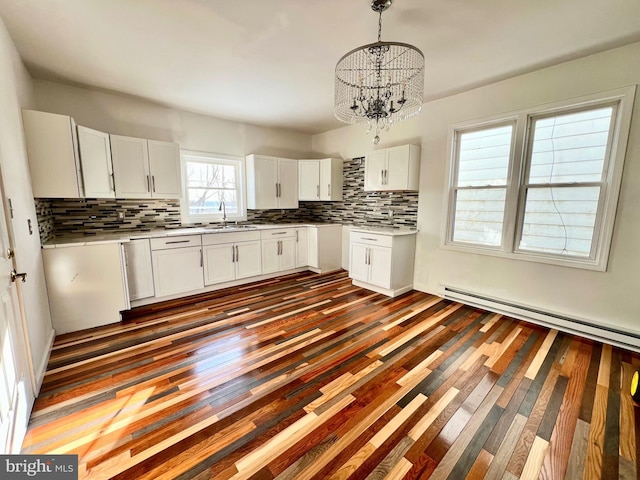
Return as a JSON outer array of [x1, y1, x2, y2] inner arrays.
[[378, 11, 383, 42]]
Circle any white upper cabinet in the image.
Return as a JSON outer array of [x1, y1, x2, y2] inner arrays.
[[111, 135, 181, 199], [298, 158, 343, 201], [22, 110, 84, 198], [148, 140, 181, 198], [111, 135, 149, 198], [364, 144, 421, 192], [77, 125, 115, 198], [246, 154, 298, 209]]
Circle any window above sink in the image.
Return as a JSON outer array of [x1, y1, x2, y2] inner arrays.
[[180, 150, 247, 224]]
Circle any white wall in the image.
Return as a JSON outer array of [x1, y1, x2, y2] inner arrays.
[[34, 79, 313, 158], [313, 42, 640, 334], [0, 16, 54, 387]]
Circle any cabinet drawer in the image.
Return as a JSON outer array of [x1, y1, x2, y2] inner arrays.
[[150, 235, 201, 250], [350, 231, 393, 248], [202, 230, 261, 245], [260, 228, 296, 239]]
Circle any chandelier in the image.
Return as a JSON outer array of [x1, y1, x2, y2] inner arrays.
[[334, 0, 425, 144]]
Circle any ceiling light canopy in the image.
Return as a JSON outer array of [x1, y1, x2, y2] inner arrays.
[[334, 0, 425, 144]]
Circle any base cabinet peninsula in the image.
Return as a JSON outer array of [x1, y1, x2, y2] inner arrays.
[[349, 227, 417, 297]]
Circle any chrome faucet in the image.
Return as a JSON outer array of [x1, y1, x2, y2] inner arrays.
[[218, 200, 227, 227]]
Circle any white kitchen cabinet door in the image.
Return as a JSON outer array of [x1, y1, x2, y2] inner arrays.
[[364, 144, 420, 192], [247, 155, 278, 209], [385, 144, 419, 191], [152, 246, 204, 297], [279, 237, 296, 271], [148, 140, 181, 198], [235, 241, 262, 279], [77, 125, 115, 198], [261, 238, 280, 274], [295, 228, 309, 267], [22, 110, 83, 198], [111, 135, 150, 198], [298, 161, 320, 200], [247, 155, 298, 209], [276, 159, 299, 208], [203, 244, 236, 285], [349, 243, 370, 283], [364, 150, 387, 191], [368, 246, 393, 289], [319, 158, 343, 201], [123, 239, 155, 300]]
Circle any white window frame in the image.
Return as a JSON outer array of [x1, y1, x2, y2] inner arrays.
[[180, 150, 247, 224], [443, 86, 635, 271]]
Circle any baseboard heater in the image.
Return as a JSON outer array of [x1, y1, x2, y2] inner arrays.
[[443, 286, 640, 353]]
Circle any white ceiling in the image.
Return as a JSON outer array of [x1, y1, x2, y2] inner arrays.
[[1, 0, 640, 135]]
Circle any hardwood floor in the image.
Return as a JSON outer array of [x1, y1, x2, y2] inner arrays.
[[23, 270, 640, 479]]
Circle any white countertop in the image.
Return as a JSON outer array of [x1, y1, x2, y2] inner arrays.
[[349, 225, 418, 236], [43, 223, 342, 248]]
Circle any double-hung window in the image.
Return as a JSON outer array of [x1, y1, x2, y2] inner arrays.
[[180, 150, 246, 224], [446, 87, 635, 270]]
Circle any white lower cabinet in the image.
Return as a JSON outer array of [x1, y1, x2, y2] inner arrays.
[[295, 227, 309, 268], [261, 228, 296, 274], [150, 235, 204, 297], [349, 229, 417, 297], [203, 231, 262, 285], [123, 239, 155, 300], [42, 243, 129, 334]]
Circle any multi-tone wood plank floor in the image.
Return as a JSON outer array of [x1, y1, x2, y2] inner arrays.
[[23, 270, 640, 479]]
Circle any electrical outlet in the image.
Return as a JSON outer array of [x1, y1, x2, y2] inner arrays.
[[117, 209, 126, 221]]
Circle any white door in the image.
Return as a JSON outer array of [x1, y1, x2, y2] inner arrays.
[[235, 241, 262, 279], [111, 135, 150, 198], [148, 140, 181, 198], [203, 244, 236, 285], [0, 179, 32, 453], [364, 150, 386, 191], [298, 161, 320, 200], [385, 145, 410, 191], [77, 126, 115, 198], [277, 159, 299, 208], [349, 243, 370, 282]]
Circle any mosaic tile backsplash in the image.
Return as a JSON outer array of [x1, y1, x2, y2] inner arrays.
[[35, 158, 418, 243]]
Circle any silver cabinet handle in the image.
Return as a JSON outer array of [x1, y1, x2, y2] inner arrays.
[[110, 173, 115, 193], [296, 230, 298, 243], [361, 237, 378, 242], [272, 231, 287, 235], [199, 249, 203, 267], [317, 185, 320, 198], [152, 175, 156, 193], [146, 175, 151, 192], [232, 245, 235, 262], [328, 184, 331, 197], [380, 170, 384, 186], [165, 240, 191, 244], [275, 183, 279, 198], [235, 245, 239, 262]]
